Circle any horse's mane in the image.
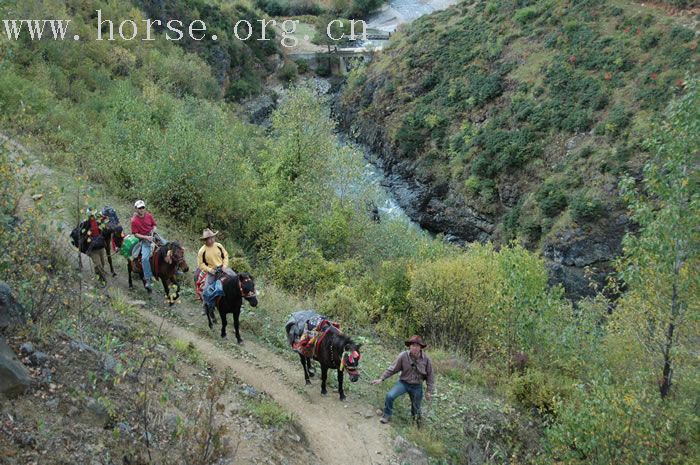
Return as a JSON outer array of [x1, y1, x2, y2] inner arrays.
[[222, 274, 239, 296], [156, 241, 182, 259], [329, 331, 357, 352]]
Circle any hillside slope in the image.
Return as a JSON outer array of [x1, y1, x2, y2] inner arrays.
[[338, 0, 698, 296]]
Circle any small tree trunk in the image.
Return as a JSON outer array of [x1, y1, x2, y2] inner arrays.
[[659, 252, 682, 399]]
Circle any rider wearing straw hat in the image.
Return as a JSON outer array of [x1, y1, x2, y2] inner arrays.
[[196, 229, 236, 309], [371, 335, 435, 427]]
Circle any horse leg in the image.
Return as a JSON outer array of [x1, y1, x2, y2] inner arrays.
[[127, 261, 133, 289], [233, 306, 243, 344], [338, 369, 345, 401], [206, 305, 213, 329], [162, 277, 171, 305], [299, 354, 311, 385], [220, 309, 227, 339], [106, 248, 116, 276], [321, 366, 328, 396], [307, 358, 315, 378]]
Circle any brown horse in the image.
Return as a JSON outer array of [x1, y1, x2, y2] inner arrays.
[[127, 242, 189, 305]]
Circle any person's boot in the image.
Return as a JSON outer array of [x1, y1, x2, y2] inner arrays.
[[380, 415, 390, 424], [144, 278, 153, 291]]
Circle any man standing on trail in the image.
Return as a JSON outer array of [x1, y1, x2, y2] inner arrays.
[[371, 335, 435, 426], [130, 200, 157, 290]]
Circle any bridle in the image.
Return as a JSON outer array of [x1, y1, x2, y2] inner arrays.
[[340, 349, 361, 377], [238, 276, 257, 299], [164, 244, 186, 268]]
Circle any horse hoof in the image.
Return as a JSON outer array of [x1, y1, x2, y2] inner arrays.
[[305, 380, 312, 385], [236, 339, 243, 345], [309, 371, 315, 378], [339, 395, 346, 401], [112, 273, 117, 277], [321, 391, 327, 396], [221, 334, 227, 339], [208, 322, 213, 330]]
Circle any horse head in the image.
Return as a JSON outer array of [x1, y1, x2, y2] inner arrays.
[[167, 242, 189, 273], [111, 225, 125, 250], [341, 339, 362, 383], [238, 272, 258, 307]]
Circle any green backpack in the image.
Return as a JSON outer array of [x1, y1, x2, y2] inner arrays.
[[120, 234, 139, 258]]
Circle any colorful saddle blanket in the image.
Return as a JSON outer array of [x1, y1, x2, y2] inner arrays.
[[287, 311, 340, 358]]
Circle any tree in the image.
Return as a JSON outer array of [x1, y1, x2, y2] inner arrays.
[[614, 78, 700, 398]]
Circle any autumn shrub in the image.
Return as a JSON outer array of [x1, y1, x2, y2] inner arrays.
[[318, 284, 373, 327], [545, 378, 699, 464], [407, 246, 501, 353]]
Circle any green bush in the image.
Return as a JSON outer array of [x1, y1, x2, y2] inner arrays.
[[570, 194, 605, 222], [514, 6, 540, 25], [537, 181, 568, 217], [509, 368, 572, 415], [277, 62, 299, 83]]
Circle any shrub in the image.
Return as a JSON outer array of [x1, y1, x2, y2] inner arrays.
[[545, 379, 699, 464], [318, 284, 373, 327], [514, 6, 540, 25], [407, 247, 502, 353], [295, 60, 310, 74], [570, 194, 605, 222], [277, 62, 299, 83], [537, 181, 568, 217], [604, 104, 632, 137], [509, 368, 572, 415]]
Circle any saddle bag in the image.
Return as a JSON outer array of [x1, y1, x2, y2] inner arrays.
[[120, 234, 139, 258]]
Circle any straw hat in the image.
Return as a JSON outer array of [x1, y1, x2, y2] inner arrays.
[[404, 335, 427, 348], [200, 228, 219, 240]]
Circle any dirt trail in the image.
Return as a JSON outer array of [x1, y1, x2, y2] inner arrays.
[[138, 309, 393, 465], [2, 132, 398, 465]]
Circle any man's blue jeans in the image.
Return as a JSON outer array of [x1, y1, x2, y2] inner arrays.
[[384, 380, 423, 418], [141, 240, 153, 281]]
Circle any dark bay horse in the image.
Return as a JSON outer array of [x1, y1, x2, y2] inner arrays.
[[209, 272, 258, 343], [285, 312, 362, 401], [127, 242, 189, 305], [103, 224, 124, 276]]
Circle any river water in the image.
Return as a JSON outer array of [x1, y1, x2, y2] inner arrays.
[[366, 0, 459, 32], [334, 0, 459, 222]]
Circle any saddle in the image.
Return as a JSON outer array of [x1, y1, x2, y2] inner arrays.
[[201, 268, 236, 308], [292, 318, 341, 358], [131, 242, 173, 278]]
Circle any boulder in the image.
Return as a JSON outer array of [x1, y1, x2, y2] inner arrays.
[[0, 281, 26, 333], [0, 337, 31, 398], [19, 342, 34, 356], [394, 435, 428, 465], [29, 351, 49, 367]]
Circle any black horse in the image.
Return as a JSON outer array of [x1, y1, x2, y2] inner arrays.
[[285, 312, 362, 401], [127, 242, 189, 305], [208, 272, 258, 342], [103, 224, 124, 276]]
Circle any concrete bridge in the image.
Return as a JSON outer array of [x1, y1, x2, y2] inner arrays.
[[288, 46, 382, 75]]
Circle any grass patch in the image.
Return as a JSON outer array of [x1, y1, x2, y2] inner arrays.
[[244, 396, 296, 428]]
